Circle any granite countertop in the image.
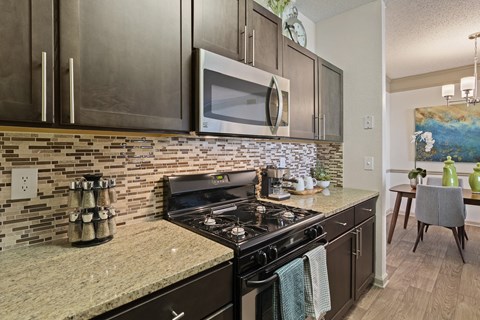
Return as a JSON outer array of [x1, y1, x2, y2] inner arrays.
[[0, 219, 233, 320], [264, 187, 379, 217]]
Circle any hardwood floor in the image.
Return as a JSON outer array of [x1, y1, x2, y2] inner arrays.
[[344, 214, 480, 320]]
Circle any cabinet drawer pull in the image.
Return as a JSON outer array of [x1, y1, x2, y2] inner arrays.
[[361, 208, 373, 212], [171, 310, 185, 320], [322, 114, 326, 139], [359, 227, 363, 257], [249, 29, 255, 66], [241, 25, 247, 63], [69, 58, 75, 124], [41, 52, 47, 122], [334, 221, 347, 226]]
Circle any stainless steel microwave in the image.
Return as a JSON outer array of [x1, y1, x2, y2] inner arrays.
[[196, 49, 290, 137]]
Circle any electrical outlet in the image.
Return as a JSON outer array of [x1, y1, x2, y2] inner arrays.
[[11, 168, 38, 200], [279, 157, 286, 168], [363, 115, 374, 129], [364, 156, 374, 171]]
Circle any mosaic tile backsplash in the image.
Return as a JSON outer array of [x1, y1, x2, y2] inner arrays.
[[0, 130, 343, 251]]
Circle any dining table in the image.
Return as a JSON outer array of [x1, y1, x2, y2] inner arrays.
[[387, 184, 480, 244]]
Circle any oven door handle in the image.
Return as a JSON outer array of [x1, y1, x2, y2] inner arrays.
[[245, 235, 328, 288]]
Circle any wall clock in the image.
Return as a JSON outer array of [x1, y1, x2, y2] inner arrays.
[[284, 6, 307, 47]]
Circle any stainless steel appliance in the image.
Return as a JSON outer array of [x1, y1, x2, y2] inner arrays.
[[165, 170, 327, 320], [196, 49, 290, 137], [260, 166, 291, 200]]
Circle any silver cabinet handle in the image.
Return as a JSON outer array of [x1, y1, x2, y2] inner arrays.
[[313, 115, 319, 138], [359, 227, 363, 257], [171, 310, 185, 320], [322, 114, 326, 140], [249, 29, 255, 66], [41, 52, 47, 122], [351, 230, 358, 257], [240, 25, 247, 63], [334, 221, 347, 226], [69, 58, 75, 124], [361, 208, 373, 212]]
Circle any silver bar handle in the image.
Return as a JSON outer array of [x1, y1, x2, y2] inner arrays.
[[241, 25, 247, 63], [171, 310, 185, 320], [41, 52, 47, 122], [271, 75, 283, 135], [351, 230, 358, 257], [334, 221, 347, 226], [322, 114, 326, 139], [361, 208, 373, 212], [313, 115, 319, 138], [69, 58, 75, 124], [249, 29, 255, 66], [359, 227, 363, 257]]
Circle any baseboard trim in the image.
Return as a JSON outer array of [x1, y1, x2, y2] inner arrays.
[[373, 275, 389, 288]]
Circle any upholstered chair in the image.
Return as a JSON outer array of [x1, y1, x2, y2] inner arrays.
[[413, 185, 466, 263]]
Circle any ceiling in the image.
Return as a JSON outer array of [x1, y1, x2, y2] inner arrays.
[[295, 0, 480, 79]]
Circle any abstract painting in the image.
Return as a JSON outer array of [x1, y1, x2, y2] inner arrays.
[[414, 104, 480, 163]]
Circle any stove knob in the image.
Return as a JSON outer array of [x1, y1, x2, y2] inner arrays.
[[268, 246, 278, 260], [255, 250, 268, 266], [316, 225, 324, 235], [307, 227, 318, 240]]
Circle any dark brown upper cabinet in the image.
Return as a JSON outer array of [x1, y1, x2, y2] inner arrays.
[[0, 0, 55, 124], [283, 38, 318, 140], [193, 0, 282, 74], [247, 2, 283, 74], [59, 0, 191, 131], [193, 0, 247, 62], [319, 58, 343, 142]]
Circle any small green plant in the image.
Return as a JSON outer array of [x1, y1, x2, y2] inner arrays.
[[408, 168, 427, 180], [267, 0, 291, 17], [311, 161, 330, 181]]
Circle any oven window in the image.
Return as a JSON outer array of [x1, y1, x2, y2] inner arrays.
[[256, 285, 275, 320], [204, 70, 288, 127]]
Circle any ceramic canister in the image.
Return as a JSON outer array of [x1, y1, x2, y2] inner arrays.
[[469, 163, 480, 193]]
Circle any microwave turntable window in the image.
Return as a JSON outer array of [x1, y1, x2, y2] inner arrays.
[[204, 70, 269, 126]]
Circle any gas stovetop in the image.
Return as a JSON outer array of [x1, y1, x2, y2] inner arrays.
[[169, 200, 316, 244]]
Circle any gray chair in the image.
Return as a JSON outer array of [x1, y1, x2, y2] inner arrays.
[[425, 177, 468, 243], [413, 184, 466, 263]]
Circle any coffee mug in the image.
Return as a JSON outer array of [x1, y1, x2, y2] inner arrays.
[[294, 177, 305, 191], [305, 176, 317, 190]]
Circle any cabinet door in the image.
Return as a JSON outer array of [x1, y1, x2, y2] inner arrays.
[[355, 217, 375, 299], [247, 2, 283, 74], [319, 58, 343, 142], [325, 231, 355, 320], [283, 38, 318, 139], [0, 0, 54, 124], [60, 0, 191, 131], [193, 0, 247, 62]]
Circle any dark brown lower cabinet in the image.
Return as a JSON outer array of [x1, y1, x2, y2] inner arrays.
[[96, 262, 233, 320], [325, 231, 355, 320], [325, 198, 377, 320], [355, 216, 375, 299]]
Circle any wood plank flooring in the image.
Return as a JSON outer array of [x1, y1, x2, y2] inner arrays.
[[344, 215, 480, 320]]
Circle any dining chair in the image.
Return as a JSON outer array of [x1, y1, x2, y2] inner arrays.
[[413, 184, 466, 263], [426, 177, 468, 245]]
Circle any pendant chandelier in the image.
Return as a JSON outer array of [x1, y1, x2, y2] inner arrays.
[[441, 32, 480, 106]]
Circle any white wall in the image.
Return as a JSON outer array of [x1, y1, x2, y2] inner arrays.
[[388, 82, 480, 224], [315, 1, 387, 285]]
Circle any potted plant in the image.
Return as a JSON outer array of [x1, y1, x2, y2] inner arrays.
[[267, 0, 291, 17], [409, 131, 435, 188], [311, 161, 331, 188]]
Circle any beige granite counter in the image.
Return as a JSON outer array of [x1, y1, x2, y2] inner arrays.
[[0, 219, 233, 320], [264, 187, 379, 217]]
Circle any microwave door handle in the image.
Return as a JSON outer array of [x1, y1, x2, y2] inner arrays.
[[270, 75, 283, 135]]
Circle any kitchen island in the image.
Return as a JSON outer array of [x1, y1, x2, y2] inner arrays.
[[0, 220, 233, 320]]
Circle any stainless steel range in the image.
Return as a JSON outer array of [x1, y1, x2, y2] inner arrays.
[[165, 170, 327, 320]]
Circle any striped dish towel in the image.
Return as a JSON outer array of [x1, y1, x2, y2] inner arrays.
[[303, 245, 331, 319], [273, 258, 305, 320]]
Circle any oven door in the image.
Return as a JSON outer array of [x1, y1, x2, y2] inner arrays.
[[239, 236, 327, 320], [197, 48, 290, 137]]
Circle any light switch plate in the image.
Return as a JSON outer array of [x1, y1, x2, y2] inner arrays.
[[364, 115, 374, 129], [11, 168, 38, 200], [364, 156, 374, 171]]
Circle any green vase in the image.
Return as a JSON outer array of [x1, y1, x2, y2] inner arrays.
[[442, 156, 459, 187], [469, 163, 480, 193]]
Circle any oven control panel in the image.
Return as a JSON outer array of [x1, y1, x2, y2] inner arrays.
[[238, 221, 327, 273], [211, 174, 229, 185]]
